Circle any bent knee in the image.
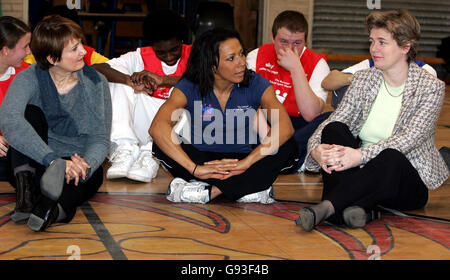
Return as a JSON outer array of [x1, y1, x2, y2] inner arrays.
[[322, 121, 348, 135], [377, 148, 409, 164]]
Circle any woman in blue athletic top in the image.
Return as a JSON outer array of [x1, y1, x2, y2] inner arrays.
[[150, 28, 298, 204]]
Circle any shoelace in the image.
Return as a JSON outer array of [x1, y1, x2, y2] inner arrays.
[[133, 151, 157, 168], [110, 148, 134, 163]]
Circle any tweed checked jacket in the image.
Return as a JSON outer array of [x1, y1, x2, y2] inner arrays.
[[305, 62, 449, 190]]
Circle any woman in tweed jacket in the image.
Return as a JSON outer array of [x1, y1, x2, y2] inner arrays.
[[297, 10, 449, 232]]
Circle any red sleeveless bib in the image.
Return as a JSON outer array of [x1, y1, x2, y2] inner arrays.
[[255, 44, 326, 117], [141, 44, 192, 99]]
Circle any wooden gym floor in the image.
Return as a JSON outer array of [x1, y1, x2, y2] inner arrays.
[[0, 87, 448, 261]]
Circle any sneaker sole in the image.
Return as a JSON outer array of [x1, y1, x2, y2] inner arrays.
[[166, 178, 182, 202], [263, 187, 275, 204], [166, 187, 178, 202], [261, 198, 275, 204], [126, 172, 153, 183], [236, 198, 275, 204], [237, 187, 275, 204], [106, 171, 128, 179]]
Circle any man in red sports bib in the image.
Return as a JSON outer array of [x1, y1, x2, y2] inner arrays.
[[93, 10, 191, 182], [247, 10, 331, 172]]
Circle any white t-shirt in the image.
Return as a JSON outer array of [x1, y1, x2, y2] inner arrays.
[[343, 59, 437, 77], [106, 48, 180, 75], [246, 46, 330, 103]]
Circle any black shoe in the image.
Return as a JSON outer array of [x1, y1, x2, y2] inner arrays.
[[11, 171, 37, 222], [343, 206, 381, 228], [27, 195, 59, 232]]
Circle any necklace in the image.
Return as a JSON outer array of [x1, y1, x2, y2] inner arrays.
[[383, 80, 403, 98], [49, 71, 78, 93]]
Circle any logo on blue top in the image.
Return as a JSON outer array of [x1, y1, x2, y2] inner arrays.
[[201, 104, 214, 118]]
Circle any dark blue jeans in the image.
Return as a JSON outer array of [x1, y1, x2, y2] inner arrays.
[[291, 111, 332, 170]]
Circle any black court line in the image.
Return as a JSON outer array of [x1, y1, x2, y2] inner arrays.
[[402, 212, 450, 223], [80, 202, 128, 260]]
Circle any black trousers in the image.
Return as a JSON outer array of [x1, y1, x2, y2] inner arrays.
[[8, 105, 103, 222], [153, 137, 298, 201], [0, 155, 12, 184], [320, 122, 428, 224]]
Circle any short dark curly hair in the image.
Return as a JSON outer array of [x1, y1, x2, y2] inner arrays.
[[143, 10, 189, 46]]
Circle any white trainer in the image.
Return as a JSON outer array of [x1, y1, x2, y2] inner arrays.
[[166, 178, 188, 202], [127, 150, 159, 182], [106, 142, 139, 179], [166, 178, 210, 204], [236, 186, 275, 204], [180, 184, 210, 204]]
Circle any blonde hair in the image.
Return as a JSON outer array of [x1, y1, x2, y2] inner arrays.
[[366, 9, 420, 63]]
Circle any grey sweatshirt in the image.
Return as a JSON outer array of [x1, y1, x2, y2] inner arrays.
[[0, 64, 112, 179]]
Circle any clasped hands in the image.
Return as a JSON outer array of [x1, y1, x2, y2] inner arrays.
[[65, 154, 90, 186], [311, 144, 362, 174], [193, 158, 251, 180], [2, 135, 89, 185], [127, 70, 163, 96]]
